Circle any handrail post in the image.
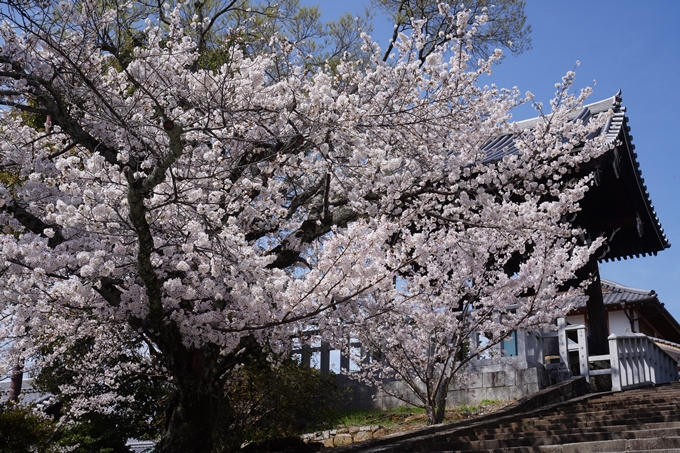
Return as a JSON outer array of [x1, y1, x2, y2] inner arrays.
[[558, 318, 569, 368], [609, 334, 622, 391], [577, 325, 589, 378]]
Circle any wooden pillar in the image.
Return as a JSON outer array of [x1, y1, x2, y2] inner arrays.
[[580, 257, 609, 355], [320, 342, 330, 375], [300, 344, 311, 368], [340, 337, 350, 372]]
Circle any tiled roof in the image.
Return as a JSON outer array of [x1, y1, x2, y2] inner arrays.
[[482, 93, 625, 159], [568, 279, 680, 344], [0, 379, 53, 407], [569, 279, 656, 309], [482, 92, 669, 260], [126, 439, 156, 453]]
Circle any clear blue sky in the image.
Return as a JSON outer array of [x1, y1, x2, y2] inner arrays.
[[309, 0, 680, 320]]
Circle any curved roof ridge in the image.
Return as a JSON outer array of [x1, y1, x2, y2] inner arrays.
[[510, 91, 620, 132], [600, 278, 655, 296], [582, 90, 622, 115], [483, 93, 621, 160], [649, 336, 680, 349]]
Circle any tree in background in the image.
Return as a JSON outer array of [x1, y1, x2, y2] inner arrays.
[[374, 0, 531, 62], [0, 401, 57, 453], [221, 351, 343, 451], [0, 0, 607, 450]]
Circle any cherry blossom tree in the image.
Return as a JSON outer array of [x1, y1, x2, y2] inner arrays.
[[348, 99, 606, 423], [0, 0, 610, 450]]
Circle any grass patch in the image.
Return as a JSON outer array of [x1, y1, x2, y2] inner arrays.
[[337, 406, 426, 428], [454, 399, 501, 417], [335, 399, 506, 431]]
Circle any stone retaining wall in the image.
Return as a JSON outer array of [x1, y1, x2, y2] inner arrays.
[[301, 425, 389, 447], [337, 362, 558, 411]]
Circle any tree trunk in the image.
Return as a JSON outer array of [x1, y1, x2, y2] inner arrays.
[[8, 362, 23, 402], [426, 386, 448, 425], [153, 337, 260, 453], [155, 374, 236, 453]]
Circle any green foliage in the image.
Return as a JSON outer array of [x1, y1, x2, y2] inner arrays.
[[0, 401, 57, 453], [36, 338, 340, 451], [0, 171, 21, 189], [225, 356, 344, 443], [54, 413, 133, 453], [450, 399, 502, 416]]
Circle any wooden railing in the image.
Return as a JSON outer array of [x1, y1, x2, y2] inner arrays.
[[552, 322, 678, 391], [609, 333, 678, 391], [291, 331, 364, 375]]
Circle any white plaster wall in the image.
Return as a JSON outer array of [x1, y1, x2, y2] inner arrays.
[[566, 314, 585, 328], [608, 310, 632, 335]]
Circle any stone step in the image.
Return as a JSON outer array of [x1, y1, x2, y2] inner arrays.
[[542, 436, 680, 453], [419, 412, 680, 446], [467, 420, 680, 441], [424, 447, 680, 453], [415, 426, 680, 451], [556, 399, 679, 411], [475, 413, 680, 434], [431, 421, 680, 442], [552, 400, 679, 412], [488, 411, 680, 433], [488, 406, 680, 423], [338, 383, 680, 453]]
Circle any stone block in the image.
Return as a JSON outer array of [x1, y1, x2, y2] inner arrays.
[[353, 431, 372, 442], [466, 372, 483, 389], [322, 438, 335, 448], [372, 428, 389, 438], [348, 426, 360, 434], [524, 383, 540, 395], [333, 434, 353, 446], [504, 370, 516, 387], [483, 370, 506, 388], [518, 368, 539, 385], [446, 389, 470, 406], [480, 385, 511, 402]]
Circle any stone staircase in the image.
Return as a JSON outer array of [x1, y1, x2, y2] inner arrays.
[[339, 382, 680, 453]]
